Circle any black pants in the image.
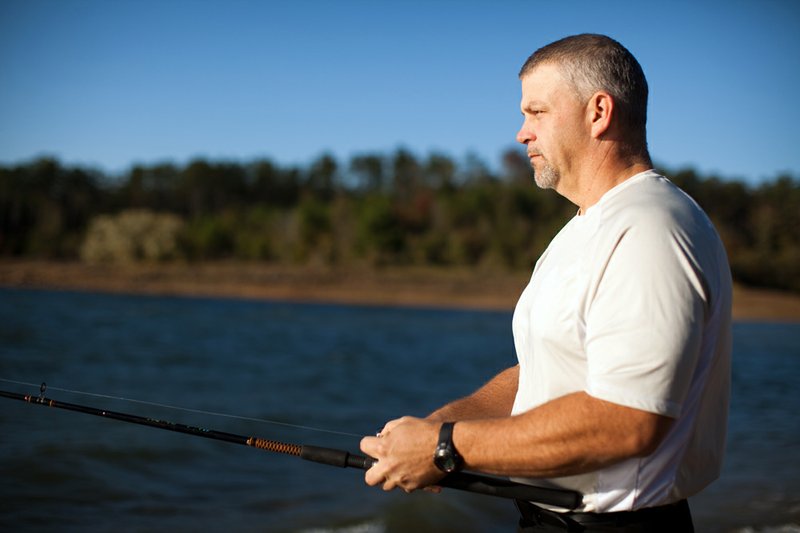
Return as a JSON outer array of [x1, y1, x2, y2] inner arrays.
[[515, 499, 694, 532]]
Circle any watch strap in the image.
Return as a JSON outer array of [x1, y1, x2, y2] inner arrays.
[[439, 421, 455, 444], [434, 421, 463, 473]]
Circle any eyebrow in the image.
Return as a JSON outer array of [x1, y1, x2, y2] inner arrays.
[[521, 101, 547, 113]]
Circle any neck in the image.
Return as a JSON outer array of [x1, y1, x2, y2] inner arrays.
[[559, 145, 652, 214]]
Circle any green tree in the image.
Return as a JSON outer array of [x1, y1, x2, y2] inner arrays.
[[306, 153, 338, 201], [356, 195, 406, 265], [391, 148, 422, 202], [249, 159, 300, 207], [0, 158, 104, 258], [350, 153, 385, 192]]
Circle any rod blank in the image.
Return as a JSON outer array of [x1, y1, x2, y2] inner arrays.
[[0, 387, 581, 509]]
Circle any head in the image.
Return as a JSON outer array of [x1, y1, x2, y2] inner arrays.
[[517, 34, 650, 190]]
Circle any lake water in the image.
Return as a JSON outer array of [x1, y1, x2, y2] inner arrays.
[[0, 288, 798, 532]]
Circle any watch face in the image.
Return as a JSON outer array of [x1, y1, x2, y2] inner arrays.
[[439, 456, 457, 472], [434, 446, 458, 472]]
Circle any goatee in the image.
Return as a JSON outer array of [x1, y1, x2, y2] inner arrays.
[[533, 160, 560, 190]]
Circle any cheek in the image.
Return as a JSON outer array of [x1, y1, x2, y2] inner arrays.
[[538, 130, 557, 157]]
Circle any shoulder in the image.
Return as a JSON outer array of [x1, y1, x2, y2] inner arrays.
[[596, 171, 714, 241], [589, 171, 731, 315]]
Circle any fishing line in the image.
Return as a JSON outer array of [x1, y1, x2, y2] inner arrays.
[[0, 377, 364, 439], [0, 381, 583, 508]]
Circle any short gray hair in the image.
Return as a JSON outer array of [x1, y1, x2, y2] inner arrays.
[[519, 34, 649, 154]]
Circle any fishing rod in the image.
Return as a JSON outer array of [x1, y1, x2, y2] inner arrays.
[[1, 383, 581, 509]]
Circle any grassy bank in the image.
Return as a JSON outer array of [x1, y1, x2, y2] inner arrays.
[[1, 260, 799, 322]]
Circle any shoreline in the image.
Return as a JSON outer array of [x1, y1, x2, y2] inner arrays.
[[1, 260, 799, 322]]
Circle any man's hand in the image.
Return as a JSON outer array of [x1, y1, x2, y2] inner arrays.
[[360, 416, 446, 493]]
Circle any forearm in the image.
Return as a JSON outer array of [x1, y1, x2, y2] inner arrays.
[[360, 389, 672, 493], [427, 365, 519, 422], [453, 391, 673, 478]]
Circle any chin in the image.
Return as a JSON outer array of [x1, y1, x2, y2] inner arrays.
[[534, 174, 558, 190]]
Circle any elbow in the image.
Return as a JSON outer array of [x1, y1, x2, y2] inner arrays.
[[630, 434, 661, 458], [627, 414, 673, 457]]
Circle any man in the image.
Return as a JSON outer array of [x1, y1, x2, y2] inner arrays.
[[360, 34, 732, 532]]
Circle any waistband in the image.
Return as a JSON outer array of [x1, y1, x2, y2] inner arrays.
[[515, 498, 693, 532]]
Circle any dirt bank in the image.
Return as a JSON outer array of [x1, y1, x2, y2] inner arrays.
[[1, 260, 798, 322]]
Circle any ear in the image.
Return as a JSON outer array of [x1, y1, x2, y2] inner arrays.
[[587, 91, 614, 139]]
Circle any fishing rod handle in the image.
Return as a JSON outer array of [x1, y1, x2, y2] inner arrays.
[[437, 472, 581, 509], [300, 445, 580, 509], [300, 445, 373, 469]]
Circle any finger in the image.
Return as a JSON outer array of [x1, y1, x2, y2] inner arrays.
[[381, 477, 397, 492], [364, 465, 383, 487], [359, 435, 379, 456], [363, 455, 388, 487]]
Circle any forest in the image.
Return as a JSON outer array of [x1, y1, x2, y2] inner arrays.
[[1, 149, 798, 293]]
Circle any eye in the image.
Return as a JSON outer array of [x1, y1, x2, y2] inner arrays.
[[522, 106, 544, 119]]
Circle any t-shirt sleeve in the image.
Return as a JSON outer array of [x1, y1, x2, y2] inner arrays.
[[584, 217, 707, 417]]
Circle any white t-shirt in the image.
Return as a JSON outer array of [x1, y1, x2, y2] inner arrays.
[[511, 170, 732, 513]]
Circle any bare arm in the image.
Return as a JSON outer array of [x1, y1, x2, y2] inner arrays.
[[361, 390, 673, 491], [453, 391, 673, 478], [426, 364, 519, 422]]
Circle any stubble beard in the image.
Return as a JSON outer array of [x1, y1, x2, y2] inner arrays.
[[533, 158, 560, 190]]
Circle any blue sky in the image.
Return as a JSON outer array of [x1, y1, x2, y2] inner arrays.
[[1, 0, 798, 184]]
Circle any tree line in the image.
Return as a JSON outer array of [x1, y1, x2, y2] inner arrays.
[[1, 150, 798, 292]]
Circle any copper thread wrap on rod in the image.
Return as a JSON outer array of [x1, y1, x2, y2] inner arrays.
[[247, 437, 302, 456]]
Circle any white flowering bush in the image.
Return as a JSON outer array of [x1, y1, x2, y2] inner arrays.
[[80, 209, 184, 263]]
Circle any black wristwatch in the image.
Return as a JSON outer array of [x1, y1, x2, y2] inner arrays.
[[433, 421, 464, 473]]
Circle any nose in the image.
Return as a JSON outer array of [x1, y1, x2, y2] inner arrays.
[[516, 121, 534, 145]]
